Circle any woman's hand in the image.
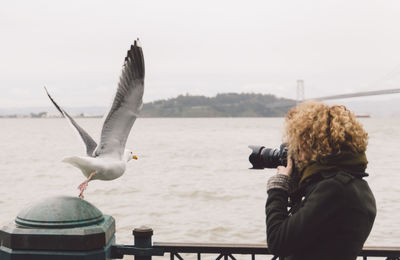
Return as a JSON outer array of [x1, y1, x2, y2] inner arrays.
[[277, 155, 293, 176]]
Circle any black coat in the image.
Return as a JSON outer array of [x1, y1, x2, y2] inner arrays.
[[265, 171, 376, 260]]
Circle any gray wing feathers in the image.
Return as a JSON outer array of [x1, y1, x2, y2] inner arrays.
[[44, 87, 98, 157], [94, 40, 145, 159]]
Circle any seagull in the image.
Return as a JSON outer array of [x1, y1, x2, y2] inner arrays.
[[45, 40, 145, 199]]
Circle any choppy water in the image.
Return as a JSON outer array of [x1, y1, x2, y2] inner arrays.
[[0, 118, 399, 254]]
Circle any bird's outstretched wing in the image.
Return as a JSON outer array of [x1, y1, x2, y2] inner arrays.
[[45, 87, 98, 157], [94, 40, 145, 159]]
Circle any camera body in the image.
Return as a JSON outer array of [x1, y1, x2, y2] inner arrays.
[[248, 143, 288, 169]]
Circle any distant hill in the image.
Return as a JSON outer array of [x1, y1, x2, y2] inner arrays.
[[2, 92, 399, 117], [0, 93, 294, 117], [141, 93, 295, 117]]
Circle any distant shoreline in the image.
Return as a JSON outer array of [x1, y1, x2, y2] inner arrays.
[[0, 93, 294, 118], [2, 92, 400, 117]]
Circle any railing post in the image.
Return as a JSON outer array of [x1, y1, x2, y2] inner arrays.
[[133, 226, 154, 260]]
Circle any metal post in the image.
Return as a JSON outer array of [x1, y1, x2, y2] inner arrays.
[[0, 196, 115, 259], [133, 226, 154, 260]]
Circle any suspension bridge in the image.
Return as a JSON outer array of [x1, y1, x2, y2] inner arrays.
[[266, 80, 400, 109]]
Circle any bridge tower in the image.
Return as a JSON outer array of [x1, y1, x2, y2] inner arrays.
[[296, 80, 305, 102]]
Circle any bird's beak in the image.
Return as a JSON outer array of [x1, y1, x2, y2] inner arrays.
[[132, 155, 138, 160]]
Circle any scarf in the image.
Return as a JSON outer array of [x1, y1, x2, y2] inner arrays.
[[299, 150, 368, 185]]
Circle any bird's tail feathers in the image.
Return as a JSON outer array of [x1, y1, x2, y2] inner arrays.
[[62, 156, 80, 166], [62, 156, 95, 178]]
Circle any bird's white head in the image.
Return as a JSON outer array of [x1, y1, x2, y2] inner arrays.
[[124, 149, 138, 163]]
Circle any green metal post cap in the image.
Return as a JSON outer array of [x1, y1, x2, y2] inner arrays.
[[15, 196, 104, 228]]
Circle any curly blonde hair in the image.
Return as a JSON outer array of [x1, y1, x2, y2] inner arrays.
[[284, 102, 368, 169]]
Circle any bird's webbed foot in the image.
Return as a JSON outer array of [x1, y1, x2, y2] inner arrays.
[[78, 172, 96, 199]]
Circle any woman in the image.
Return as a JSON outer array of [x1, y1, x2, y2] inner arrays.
[[265, 102, 376, 260]]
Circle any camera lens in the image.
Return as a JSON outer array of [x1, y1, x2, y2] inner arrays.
[[248, 144, 288, 169], [248, 145, 266, 169], [261, 148, 281, 168]]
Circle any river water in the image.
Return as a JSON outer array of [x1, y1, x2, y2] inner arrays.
[[0, 117, 399, 257]]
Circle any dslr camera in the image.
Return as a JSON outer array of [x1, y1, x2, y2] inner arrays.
[[248, 143, 288, 169]]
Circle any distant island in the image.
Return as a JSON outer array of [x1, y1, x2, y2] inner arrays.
[[5, 92, 399, 118], [0, 93, 295, 118], [141, 93, 295, 117]]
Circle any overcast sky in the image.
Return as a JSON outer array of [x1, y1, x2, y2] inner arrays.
[[1, 0, 400, 107]]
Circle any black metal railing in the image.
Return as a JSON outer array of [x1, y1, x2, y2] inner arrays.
[[111, 227, 400, 260]]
